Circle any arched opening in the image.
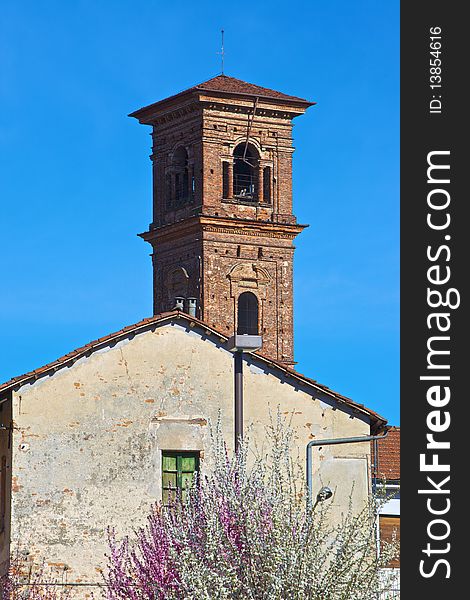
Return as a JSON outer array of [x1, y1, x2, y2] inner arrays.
[[165, 173, 172, 207], [233, 143, 259, 201], [237, 292, 259, 335], [173, 146, 190, 205], [167, 266, 189, 310]]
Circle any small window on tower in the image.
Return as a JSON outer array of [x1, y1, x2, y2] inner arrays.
[[263, 166, 272, 203], [173, 146, 190, 205], [175, 173, 182, 202], [165, 173, 172, 207], [237, 292, 259, 335]]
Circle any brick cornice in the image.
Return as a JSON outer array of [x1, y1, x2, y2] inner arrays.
[[139, 215, 307, 245], [129, 76, 313, 125]]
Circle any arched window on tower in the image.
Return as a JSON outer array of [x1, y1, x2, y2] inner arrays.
[[233, 143, 259, 202], [165, 173, 172, 207], [167, 266, 189, 311], [173, 147, 190, 205], [237, 292, 259, 335]]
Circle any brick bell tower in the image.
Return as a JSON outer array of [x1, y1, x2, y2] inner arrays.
[[130, 75, 313, 365]]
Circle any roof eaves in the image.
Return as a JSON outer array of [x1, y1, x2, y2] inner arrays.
[[0, 312, 181, 396], [129, 88, 196, 120], [0, 312, 388, 431], [129, 80, 314, 122]]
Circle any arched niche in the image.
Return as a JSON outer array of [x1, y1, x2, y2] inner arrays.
[[237, 292, 259, 335]]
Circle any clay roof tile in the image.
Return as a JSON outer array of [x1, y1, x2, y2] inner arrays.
[[193, 75, 312, 104]]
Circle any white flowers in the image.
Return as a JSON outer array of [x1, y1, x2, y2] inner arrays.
[[106, 415, 399, 599]]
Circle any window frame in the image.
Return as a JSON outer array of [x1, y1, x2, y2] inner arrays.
[[237, 291, 259, 335], [161, 450, 200, 505], [233, 143, 259, 202], [263, 165, 272, 203]]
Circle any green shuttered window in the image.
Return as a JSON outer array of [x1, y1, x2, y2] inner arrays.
[[162, 451, 199, 504]]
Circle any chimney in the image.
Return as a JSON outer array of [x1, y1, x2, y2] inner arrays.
[[187, 298, 197, 317], [174, 297, 185, 311]]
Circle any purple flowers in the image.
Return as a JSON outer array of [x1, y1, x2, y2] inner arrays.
[[1, 557, 71, 600], [103, 420, 400, 599], [105, 513, 180, 600]]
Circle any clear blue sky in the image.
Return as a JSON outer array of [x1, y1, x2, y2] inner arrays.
[[0, 1, 399, 424]]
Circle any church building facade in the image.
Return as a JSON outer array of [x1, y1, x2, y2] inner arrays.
[[0, 76, 387, 594]]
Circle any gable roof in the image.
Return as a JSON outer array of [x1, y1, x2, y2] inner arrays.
[[371, 426, 400, 481], [0, 311, 386, 433], [129, 74, 314, 122]]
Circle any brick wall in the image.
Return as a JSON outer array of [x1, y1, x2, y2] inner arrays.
[[140, 88, 310, 365]]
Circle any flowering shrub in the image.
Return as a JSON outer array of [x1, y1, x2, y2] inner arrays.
[[1, 552, 71, 600], [105, 416, 399, 599]]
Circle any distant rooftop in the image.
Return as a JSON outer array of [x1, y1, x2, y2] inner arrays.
[[372, 426, 400, 481]]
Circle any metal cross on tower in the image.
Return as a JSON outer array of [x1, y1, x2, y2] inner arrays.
[[218, 29, 225, 75]]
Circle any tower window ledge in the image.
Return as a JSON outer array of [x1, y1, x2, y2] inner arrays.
[[222, 197, 272, 208]]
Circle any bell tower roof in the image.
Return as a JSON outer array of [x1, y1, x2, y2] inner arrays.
[[129, 74, 315, 124]]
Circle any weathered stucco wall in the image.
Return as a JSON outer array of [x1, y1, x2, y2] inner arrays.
[[10, 322, 371, 595]]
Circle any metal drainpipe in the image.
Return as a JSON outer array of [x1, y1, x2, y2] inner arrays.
[[234, 351, 243, 452], [198, 254, 203, 320], [373, 437, 379, 494], [306, 430, 389, 506]]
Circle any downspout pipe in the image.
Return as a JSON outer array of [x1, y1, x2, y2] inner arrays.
[[306, 430, 389, 506], [234, 351, 244, 452]]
